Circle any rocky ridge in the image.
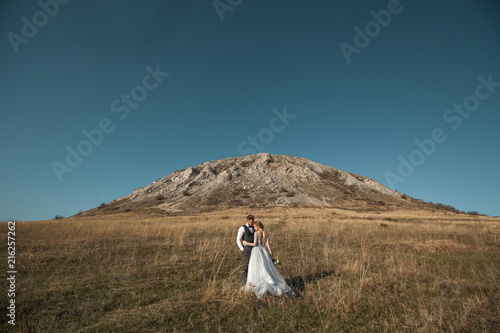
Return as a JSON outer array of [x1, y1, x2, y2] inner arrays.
[[79, 153, 425, 216]]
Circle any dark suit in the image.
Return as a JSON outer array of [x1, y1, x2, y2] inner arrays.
[[240, 224, 254, 284]]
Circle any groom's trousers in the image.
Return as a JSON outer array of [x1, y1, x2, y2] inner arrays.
[[240, 246, 253, 284]]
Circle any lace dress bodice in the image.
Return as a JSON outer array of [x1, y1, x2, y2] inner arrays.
[[254, 232, 267, 247]]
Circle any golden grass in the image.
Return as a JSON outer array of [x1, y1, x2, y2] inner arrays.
[[5, 207, 500, 332]]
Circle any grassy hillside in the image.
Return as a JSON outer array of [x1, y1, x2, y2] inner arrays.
[[5, 207, 500, 332]]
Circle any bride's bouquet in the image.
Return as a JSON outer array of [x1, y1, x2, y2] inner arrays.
[[273, 258, 280, 265]]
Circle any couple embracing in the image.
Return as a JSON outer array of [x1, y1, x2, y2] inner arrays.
[[236, 214, 295, 299]]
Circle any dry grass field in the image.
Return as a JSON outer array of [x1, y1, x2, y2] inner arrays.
[[3, 207, 500, 332]]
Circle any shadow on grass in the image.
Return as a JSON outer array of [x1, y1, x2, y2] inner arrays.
[[286, 270, 337, 297], [247, 271, 336, 303]]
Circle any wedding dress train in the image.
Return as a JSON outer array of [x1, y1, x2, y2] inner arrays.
[[243, 232, 295, 299]]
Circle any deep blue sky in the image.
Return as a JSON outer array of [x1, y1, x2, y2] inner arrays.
[[1, 0, 499, 221]]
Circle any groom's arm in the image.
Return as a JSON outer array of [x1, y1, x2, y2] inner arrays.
[[236, 226, 244, 251]]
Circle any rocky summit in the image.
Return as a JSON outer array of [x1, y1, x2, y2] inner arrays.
[[81, 153, 433, 216]]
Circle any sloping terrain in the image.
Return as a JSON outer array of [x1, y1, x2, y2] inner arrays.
[[80, 153, 455, 216]]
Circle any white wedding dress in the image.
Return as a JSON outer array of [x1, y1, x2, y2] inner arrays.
[[243, 232, 295, 299]]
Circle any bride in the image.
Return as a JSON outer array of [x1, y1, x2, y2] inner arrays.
[[242, 221, 295, 299]]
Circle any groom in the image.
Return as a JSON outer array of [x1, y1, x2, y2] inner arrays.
[[236, 214, 255, 285]]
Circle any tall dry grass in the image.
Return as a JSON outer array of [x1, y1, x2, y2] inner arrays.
[[3, 207, 499, 332]]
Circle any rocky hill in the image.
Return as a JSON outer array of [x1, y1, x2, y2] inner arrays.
[[80, 153, 448, 216]]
